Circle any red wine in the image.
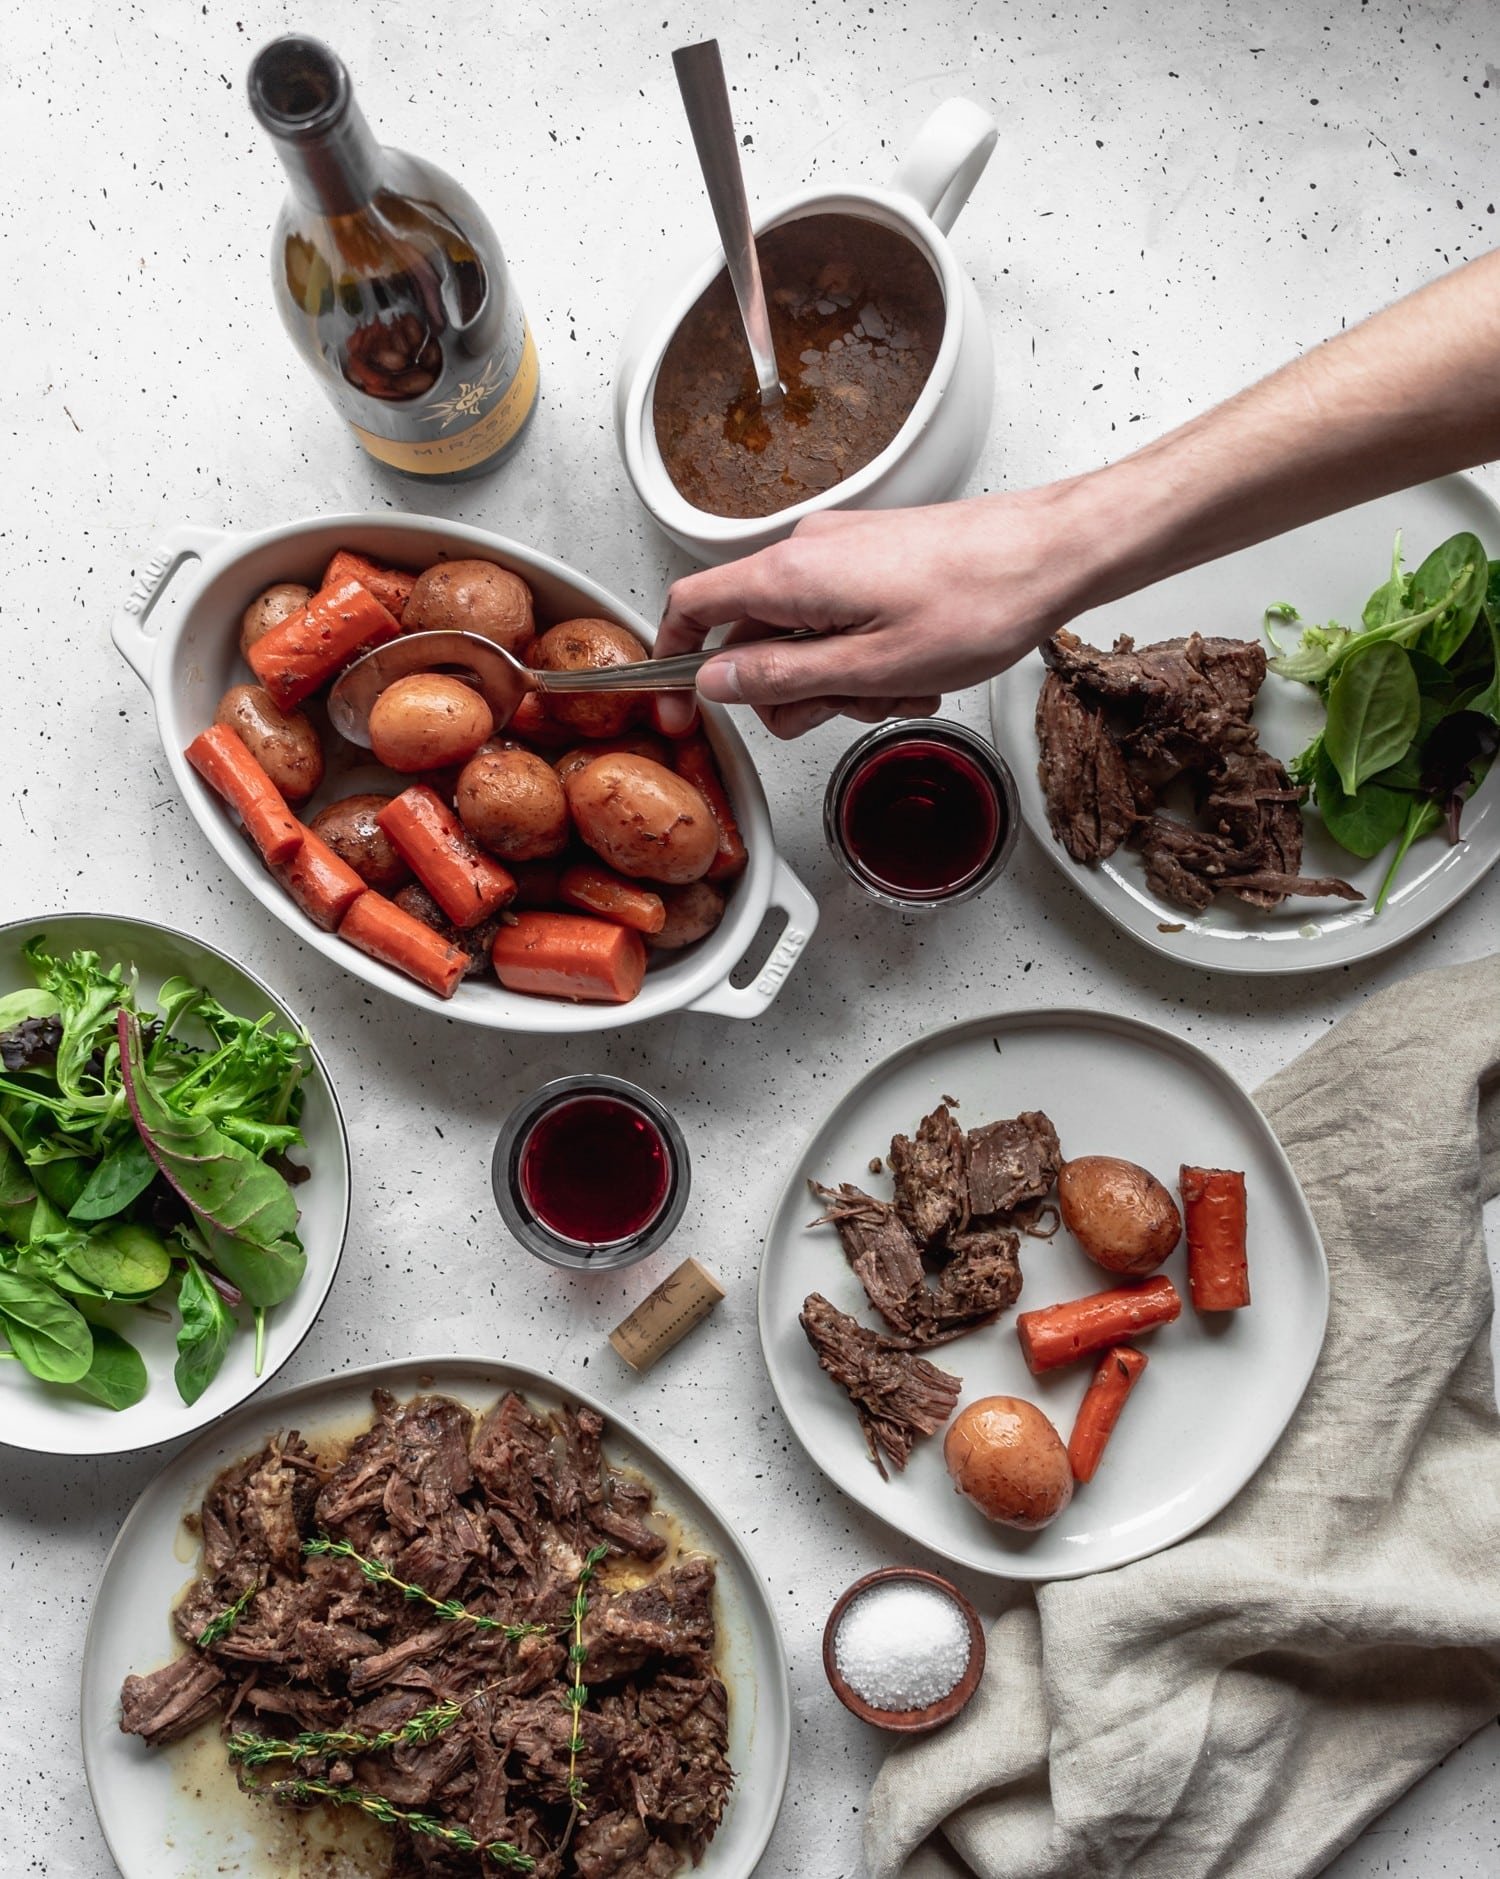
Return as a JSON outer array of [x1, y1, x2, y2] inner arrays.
[[518, 1094, 671, 1246], [839, 737, 1003, 898]]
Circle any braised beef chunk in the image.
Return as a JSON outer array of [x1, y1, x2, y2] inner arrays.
[[120, 1651, 226, 1745], [800, 1292, 962, 1478], [120, 1389, 731, 1876], [1037, 627, 1359, 912], [887, 1103, 967, 1245], [808, 1179, 926, 1335], [965, 1111, 1062, 1218], [1035, 672, 1139, 863], [919, 1224, 1023, 1338]]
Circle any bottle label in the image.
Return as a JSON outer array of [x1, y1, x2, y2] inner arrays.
[[348, 321, 539, 473]]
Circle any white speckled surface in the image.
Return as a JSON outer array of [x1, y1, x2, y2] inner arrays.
[[2, 2, 1497, 1874]]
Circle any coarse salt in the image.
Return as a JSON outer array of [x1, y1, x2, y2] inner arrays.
[[833, 1579, 971, 1712]]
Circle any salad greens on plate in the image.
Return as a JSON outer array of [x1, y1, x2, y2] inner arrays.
[[0, 940, 312, 1409], [1267, 530, 1500, 908]]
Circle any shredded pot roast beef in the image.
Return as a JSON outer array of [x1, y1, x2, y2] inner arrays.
[[799, 1293, 962, 1479], [1036, 628, 1361, 912], [119, 1390, 733, 1879], [804, 1103, 1064, 1470]]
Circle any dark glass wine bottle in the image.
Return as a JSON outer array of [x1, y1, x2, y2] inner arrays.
[[247, 36, 538, 481]]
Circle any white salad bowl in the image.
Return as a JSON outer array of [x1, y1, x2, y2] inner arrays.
[[615, 97, 999, 564], [111, 513, 817, 1033], [0, 911, 350, 1457]]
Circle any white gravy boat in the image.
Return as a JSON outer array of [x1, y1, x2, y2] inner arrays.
[[615, 98, 998, 565]]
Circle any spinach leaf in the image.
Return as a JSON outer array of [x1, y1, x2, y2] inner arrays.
[[0, 1270, 93, 1383], [72, 1324, 148, 1410], [1375, 798, 1444, 912], [1361, 530, 1408, 629], [31, 1153, 94, 1217], [174, 1256, 235, 1406], [0, 988, 61, 1031], [1311, 746, 1412, 858], [1323, 640, 1420, 796], [62, 1223, 172, 1298], [0, 1137, 36, 1210], [1409, 532, 1488, 665], [67, 1132, 157, 1222], [118, 1011, 305, 1308]]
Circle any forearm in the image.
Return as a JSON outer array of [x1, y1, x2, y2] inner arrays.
[[1056, 247, 1500, 616]]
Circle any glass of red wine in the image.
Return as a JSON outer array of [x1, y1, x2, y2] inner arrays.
[[492, 1076, 690, 1270], [824, 719, 1019, 909]]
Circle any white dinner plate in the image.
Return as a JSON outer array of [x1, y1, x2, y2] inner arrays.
[[758, 1009, 1328, 1580], [989, 475, 1500, 974], [0, 912, 349, 1455], [81, 1355, 791, 1879]]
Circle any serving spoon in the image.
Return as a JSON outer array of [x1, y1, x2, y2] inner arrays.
[[672, 38, 783, 409], [327, 629, 812, 747]]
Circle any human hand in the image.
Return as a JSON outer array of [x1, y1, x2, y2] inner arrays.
[[653, 485, 1101, 737]]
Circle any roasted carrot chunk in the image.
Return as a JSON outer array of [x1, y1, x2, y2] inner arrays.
[[247, 576, 399, 709], [185, 723, 302, 866], [1181, 1165, 1250, 1311], [1016, 1276, 1181, 1375], [338, 890, 469, 999], [1067, 1345, 1149, 1483], [491, 912, 646, 1004]]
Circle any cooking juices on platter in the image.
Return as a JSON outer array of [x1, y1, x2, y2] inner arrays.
[[493, 1075, 691, 1269], [825, 721, 1018, 907], [653, 213, 945, 518]]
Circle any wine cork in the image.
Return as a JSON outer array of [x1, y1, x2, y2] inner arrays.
[[609, 1258, 725, 1372]]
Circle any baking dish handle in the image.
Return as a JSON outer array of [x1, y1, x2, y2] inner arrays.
[[111, 525, 231, 688], [891, 98, 998, 235], [687, 855, 819, 1021]]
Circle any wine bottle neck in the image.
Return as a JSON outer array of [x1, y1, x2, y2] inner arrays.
[[248, 35, 384, 216]]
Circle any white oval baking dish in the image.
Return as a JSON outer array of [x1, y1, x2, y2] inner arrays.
[[111, 514, 817, 1032]]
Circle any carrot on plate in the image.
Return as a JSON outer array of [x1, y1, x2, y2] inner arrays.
[[491, 911, 647, 1004], [558, 863, 666, 935], [272, 823, 367, 931], [338, 890, 469, 999], [672, 732, 747, 882], [1181, 1165, 1250, 1311], [376, 785, 516, 929], [1016, 1275, 1181, 1375], [323, 548, 417, 623], [185, 723, 303, 866], [247, 575, 399, 709], [1067, 1345, 1149, 1483]]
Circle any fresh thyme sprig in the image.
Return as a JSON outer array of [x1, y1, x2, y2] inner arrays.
[[228, 1698, 466, 1769], [303, 1536, 549, 1638], [269, 1778, 535, 1872], [196, 1581, 260, 1649], [563, 1544, 610, 1814]]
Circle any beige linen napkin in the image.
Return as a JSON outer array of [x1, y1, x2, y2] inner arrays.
[[865, 952, 1500, 1879]]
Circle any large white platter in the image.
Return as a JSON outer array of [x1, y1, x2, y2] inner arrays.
[[989, 475, 1500, 974], [758, 1009, 1328, 1579], [0, 912, 349, 1456], [81, 1355, 791, 1879]]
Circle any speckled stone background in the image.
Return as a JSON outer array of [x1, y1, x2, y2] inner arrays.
[[2, 2, 1497, 1874]]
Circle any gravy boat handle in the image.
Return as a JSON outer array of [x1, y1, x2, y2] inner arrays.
[[892, 98, 998, 235]]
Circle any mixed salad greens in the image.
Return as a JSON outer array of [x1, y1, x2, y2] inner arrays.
[[0, 941, 312, 1410], [1267, 530, 1500, 911]]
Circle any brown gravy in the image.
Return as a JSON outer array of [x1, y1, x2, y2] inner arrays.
[[652, 213, 945, 519]]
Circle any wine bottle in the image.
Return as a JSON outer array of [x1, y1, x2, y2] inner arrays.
[[247, 35, 538, 481]]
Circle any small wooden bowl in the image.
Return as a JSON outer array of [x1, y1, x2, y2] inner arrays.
[[822, 1566, 986, 1734]]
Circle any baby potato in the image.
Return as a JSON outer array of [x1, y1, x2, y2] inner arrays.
[[944, 1396, 1073, 1530], [214, 683, 324, 803], [368, 673, 494, 773], [553, 732, 672, 788], [1058, 1156, 1182, 1275], [649, 880, 726, 950], [239, 582, 311, 661], [564, 753, 717, 884], [531, 618, 650, 738], [402, 558, 535, 655], [456, 745, 571, 861], [308, 793, 411, 891]]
